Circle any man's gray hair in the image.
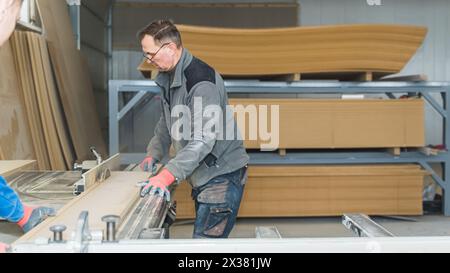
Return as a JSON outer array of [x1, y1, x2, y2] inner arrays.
[[137, 19, 183, 48]]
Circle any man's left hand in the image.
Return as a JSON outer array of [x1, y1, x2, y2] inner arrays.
[[140, 169, 176, 200]]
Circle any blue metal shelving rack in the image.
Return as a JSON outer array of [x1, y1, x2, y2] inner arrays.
[[109, 80, 450, 215]]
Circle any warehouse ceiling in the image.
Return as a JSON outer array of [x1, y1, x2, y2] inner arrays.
[[115, 0, 297, 4], [112, 0, 299, 50], [83, 1, 110, 14]]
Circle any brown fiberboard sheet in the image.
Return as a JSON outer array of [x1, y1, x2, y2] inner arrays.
[[10, 31, 51, 170], [37, 0, 106, 162], [0, 40, 35, 161]]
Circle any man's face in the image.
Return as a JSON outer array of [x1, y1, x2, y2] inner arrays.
[[141, 35, 177, 72], [0, 0, 22, 47]]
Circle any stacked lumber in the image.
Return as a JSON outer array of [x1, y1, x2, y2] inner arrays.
[[36, 0, 106, 161], [0, 0, 106, 170], [139, 24, 427, 77], [174, 164, 427, 218], [138, 24, 428, 219], [228, 98, 425, 150], [11, 31, 73, 170]]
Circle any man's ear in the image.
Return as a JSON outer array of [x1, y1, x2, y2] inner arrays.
[[167, 42, 179, 55]]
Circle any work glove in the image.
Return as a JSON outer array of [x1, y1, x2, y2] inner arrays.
[[0, 242, 10, 253], [139, 169, 176, 201], [140, 156, 158, 175], [17, 205, 56, 233]]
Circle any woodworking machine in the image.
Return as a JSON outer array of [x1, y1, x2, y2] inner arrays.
[[8, 150, 178, 252], [9, 151, 450, 253]]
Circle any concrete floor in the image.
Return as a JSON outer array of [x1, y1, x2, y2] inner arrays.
[[3, 214, 450, 245]]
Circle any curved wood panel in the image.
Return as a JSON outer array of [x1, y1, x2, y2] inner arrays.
[[139, 24, 427, 76]]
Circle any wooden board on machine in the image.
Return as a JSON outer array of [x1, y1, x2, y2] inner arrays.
[[139, 24, 427, 78], [228, 98, 425, 150], [173, 164, 427, 219], [0, 160, 36, 177], [37, 0, 106, 162], [14, 171, 149, 244]]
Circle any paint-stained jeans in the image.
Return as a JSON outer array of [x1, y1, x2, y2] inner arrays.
[[0, 176, 24, 222], [192, 166, 248, 239]]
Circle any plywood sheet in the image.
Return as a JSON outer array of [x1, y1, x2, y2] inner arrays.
[[36, 34, 74, 169], [0, 40, 35, 161], [26, 32, 66, 170], [139, 24, 427, 76]]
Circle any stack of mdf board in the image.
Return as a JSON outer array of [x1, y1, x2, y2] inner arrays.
[[139, 24, 427, 77], [228, 98, 425, 150], [173, 164, 426, 218], [0, 41, 35, 162], [36, 0, 106, 161], [10, 31, 74, 171]]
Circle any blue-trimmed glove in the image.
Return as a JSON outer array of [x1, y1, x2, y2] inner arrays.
[[139, 169, 176, 201], [17, 205, 56, 233], [140, 156, 158, 175]]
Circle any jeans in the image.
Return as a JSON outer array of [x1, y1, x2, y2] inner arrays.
[[0, 176, 24, 222], [191, 166, 247, 238]]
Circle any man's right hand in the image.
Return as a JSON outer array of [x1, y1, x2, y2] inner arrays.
[[140, 156, 158, 175]]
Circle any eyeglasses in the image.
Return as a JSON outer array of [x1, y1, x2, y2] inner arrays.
[[143, 42, 170, 63]]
